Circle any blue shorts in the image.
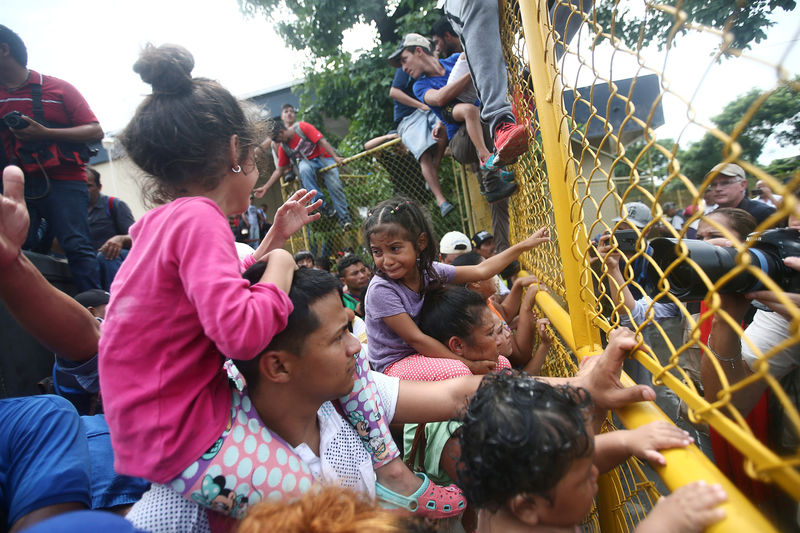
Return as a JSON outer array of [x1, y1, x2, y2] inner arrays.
[[397, 108, 438, 161], [0, 395, 91, 528]]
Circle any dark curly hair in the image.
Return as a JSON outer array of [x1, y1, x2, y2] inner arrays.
[[456, 370, 594, 510], [362, 196, 441, 296], [121, 43, 260, 205]]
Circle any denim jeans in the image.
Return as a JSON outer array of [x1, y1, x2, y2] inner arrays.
[[23, 178, 101, 291], [297, 156, 351, 223], [97, 249, 128, 291]]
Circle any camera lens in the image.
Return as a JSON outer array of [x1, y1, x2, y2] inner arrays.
[[646, 238, 780, 300]]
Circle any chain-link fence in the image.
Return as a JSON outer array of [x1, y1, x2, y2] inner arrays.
[[258, 138, 477, 267], [500, 0, 798, 530]]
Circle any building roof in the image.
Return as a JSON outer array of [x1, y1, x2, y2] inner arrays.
[[563, 74, 665, 144]]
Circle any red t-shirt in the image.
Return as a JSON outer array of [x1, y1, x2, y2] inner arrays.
[[0, 70, 99, 181], [276, 121, 331, 168]]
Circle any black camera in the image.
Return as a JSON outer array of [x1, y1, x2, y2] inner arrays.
[[646, 228, 800, 300], [2, 111, 30, 130], [592, 228, 643, 256]]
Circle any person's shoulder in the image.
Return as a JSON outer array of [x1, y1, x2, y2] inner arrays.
[[38, 71, 80, 92], [443, 53, 461, 67], [393, 68, 411, 84], [742, 197, 776, 216], [297, 121, 319, 132]]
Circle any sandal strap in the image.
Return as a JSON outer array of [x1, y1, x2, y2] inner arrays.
[[375, 472, 429, 512]]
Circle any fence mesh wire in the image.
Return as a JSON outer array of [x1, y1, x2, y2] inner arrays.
[[257, 138, 471, 265], [500, 0, 799, 529]]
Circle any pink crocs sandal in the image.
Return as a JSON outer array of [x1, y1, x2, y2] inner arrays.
[[375, 472, 467, 519]]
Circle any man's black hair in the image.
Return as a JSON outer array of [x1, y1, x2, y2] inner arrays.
[[499, 259, 520, 281], [337, 254, 365, 277], [237, 265, 342, 389], [86, 167, 101, 187], [268, 119, 289, 140], [293, 249, 315, 265], [430, 17, 457, 40], [451, 251, 482, 267], [281, 103, 295, 112], [457, 370, 594, 510], [0, 26, 27, 67], [420, 286, 488, 345]]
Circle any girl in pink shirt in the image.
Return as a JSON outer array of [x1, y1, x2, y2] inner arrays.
[[99, 44, 456, 521]]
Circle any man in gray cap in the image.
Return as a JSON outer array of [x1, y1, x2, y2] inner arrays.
[[706, 163, 775, 224]]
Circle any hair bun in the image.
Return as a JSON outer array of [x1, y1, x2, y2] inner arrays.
[[133, 43, 195, 95]]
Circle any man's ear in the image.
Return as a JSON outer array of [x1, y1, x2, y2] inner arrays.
[[448, 335, 465, 355], [417, 232, 428, 252], [508, 494, 540, 526], [258, 351, 294, 384]]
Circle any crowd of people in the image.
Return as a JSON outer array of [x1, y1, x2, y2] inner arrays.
[[0, 8, 797, 533]]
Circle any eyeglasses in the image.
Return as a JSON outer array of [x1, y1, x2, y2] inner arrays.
[[708, 178, 743, 189]]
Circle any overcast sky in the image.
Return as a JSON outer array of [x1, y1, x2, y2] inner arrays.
[[4, 0, 800, 162]]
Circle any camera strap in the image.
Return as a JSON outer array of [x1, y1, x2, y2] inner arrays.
[[30, 81, 44, 124]]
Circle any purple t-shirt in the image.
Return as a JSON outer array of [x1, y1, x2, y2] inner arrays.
[[365, 262, 457, 372]]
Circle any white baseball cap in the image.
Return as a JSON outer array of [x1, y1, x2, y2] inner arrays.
[[440, 231, 473, 254]]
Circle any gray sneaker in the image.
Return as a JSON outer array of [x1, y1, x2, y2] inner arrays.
[[440, 201, 455, 217], [483, 172, 517, 203]]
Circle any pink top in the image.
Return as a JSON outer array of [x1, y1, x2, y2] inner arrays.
[[98, 197, 293, 482]]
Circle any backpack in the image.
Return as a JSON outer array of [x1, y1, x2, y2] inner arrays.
[[105, 196, 122, 235]]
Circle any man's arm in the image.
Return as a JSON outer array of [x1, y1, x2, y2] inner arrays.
[[389, 87, 430, 111], [0, 166, 99, 362], [100, 200, 136, 259], [317, 137, 344, 165], [12, 119, 103, 144], [99, 235, 132, 260], [421, 73, 473, 108], [253, 166, 289, 198], [394, 328, 656, 423]]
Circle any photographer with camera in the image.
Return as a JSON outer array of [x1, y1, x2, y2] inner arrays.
[[0, 26, 103, 291]]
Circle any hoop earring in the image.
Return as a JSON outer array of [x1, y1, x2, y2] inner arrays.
[[231, 165, 242, 173]]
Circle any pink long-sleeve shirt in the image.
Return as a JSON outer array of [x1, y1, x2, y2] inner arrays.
[[98, 197, 292, 482]]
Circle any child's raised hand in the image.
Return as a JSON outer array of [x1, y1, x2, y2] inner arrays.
[[537, 318, 552, 346], [637, 481, 727, 533], [521, 277, 546, 307], [272, 188, 323, 241], [520, 227, 550, 250], [625, 421, 693, 466], [466, 359, 497, 375]]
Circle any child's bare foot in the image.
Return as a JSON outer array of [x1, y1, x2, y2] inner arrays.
[[636, 481, 727, 533], [375, 457, 466, 518]]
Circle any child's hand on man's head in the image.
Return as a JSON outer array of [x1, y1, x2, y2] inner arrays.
[[637, 481, 726, 533], [623, 420, 693, 466]]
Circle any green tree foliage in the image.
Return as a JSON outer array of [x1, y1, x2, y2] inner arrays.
[[762, 155, 800, 182], [594, 0, 796, 52], [678, 79, 800, 182], [239, 0, 441, 149]]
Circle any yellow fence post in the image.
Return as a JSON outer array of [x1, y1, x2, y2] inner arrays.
[[515, 0, 601, 356]]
